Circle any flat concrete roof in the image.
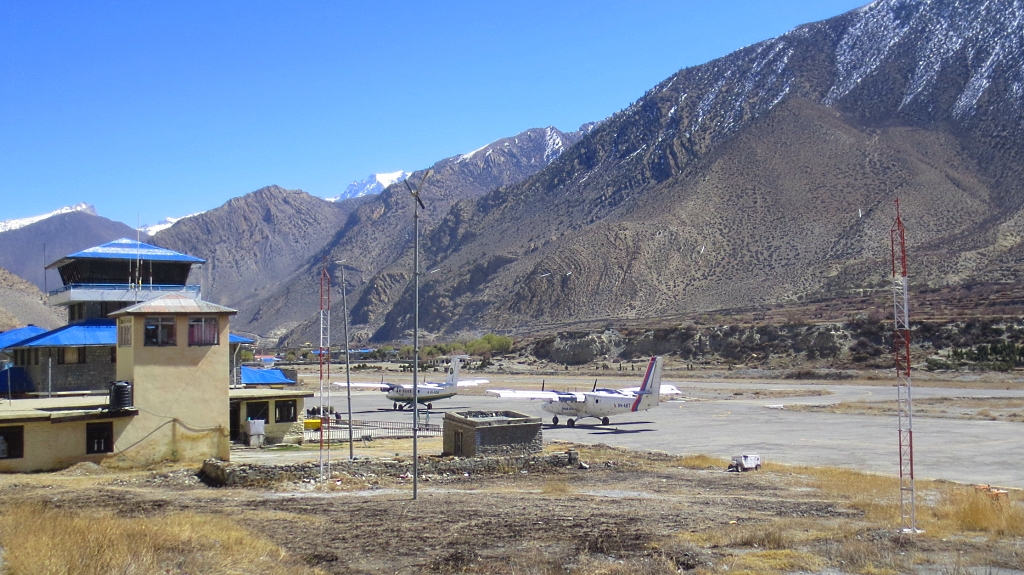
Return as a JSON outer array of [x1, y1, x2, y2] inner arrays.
[[229, 388, 313, 401], [0, 395, 136, 424]]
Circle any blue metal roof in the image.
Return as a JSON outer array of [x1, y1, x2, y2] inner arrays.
[[240, 366, 295, 385], [9, 319, 117, 348], [0, 326, 48, 350], [52, 238, 205, 266], [230, 334, 255, 344]]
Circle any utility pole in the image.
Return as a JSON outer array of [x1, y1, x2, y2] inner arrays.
[[406, 169, 432, 500], [338, 260, 354, 460], [318, 260, 331, 483]]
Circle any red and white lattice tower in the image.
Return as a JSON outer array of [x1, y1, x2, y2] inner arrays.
[[318, 261, 331, 482], [890, 199, 917, 533]]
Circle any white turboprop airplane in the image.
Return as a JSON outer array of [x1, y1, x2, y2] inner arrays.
[[487, 356, 664, 427], [334, 356, 487, 410]]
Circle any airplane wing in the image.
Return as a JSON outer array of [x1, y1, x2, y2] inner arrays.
[[332, 382, 392, 389], [456, 379, 487, 387], [486, 389, 560, 400]]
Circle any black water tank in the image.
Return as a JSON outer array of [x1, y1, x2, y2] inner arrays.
[[109, 381, 133, 411]]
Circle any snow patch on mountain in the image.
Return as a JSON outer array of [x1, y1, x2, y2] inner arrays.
[[328, 171, 410, 202], [140, 213, 204, 236], [0, 203, 96, 234]]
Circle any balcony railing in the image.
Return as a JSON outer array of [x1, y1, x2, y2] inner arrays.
[[48, 283, 201, 296]]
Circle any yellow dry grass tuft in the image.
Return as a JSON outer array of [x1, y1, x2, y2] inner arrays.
[[932, 487, 1024, 536], [674, 454, 731, 469], [0, 503, 324, 575], [541, 478, 576, 496], [726, 549, 824, 573]]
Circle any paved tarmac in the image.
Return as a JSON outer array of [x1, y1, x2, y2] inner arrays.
[[304, 379, 1024, 489]]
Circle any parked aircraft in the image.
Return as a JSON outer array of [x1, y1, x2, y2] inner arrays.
[[334, 356, 486, 410], [487, 356, 664, 427]]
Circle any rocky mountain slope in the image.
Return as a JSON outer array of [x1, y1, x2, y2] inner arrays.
[[0, 266, 64, 331], [230, 125, 595, 341], [336, 0, 1024, 342], [0, 211, 138, 291], [152, 186, 368, 319]]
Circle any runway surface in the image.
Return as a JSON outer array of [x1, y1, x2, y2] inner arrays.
[[269, 378, 1024, 488]]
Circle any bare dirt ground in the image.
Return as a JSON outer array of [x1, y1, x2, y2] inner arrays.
[[2, 442, 1022, 574], [787, 396, 1024, 422]]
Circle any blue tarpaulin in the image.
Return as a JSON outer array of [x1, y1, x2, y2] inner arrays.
[[8, 319, 117, 348], [240, 366, 295, 385], [230, 334, 255, 344], [0, 367, 33, 394], [0, 326, 47, 350]]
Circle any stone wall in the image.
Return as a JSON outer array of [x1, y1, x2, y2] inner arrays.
[[23, 347, 116, 392], [200, 451, 580, 488]]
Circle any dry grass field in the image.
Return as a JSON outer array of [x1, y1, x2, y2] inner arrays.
[[0, 441, 1021, 574]]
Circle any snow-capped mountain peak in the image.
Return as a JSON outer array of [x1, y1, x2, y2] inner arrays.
[[328, 171, 411, 202], [0, 203, 97, 234]]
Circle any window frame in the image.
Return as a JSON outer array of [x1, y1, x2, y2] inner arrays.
[[274, 399, 297, 423], [144, 316, 177, 347], [86, 422, 114, 454], [247, 401, 270, 423], [0, 426, 25, 459], [118, 317, 132, 348], [187, 316, 219, 346], [57, 346, 87, 365]]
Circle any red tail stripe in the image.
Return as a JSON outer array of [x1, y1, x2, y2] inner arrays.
[[631, 357, 656, 411]]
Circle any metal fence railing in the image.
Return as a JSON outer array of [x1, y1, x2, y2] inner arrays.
[[302, 419, 443, 443]]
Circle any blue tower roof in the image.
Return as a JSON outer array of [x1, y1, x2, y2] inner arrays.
[[46, 238, 204, 269]]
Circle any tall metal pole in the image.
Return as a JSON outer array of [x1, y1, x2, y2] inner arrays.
[[341, 263, 353, 460], [318, 261, 331, 483], [412, 194, 420, 500], [405, 170, 430, 501], [891, 198, 917, 533]]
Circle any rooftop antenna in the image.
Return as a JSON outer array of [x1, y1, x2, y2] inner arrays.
[[891, 198, 919, 534], [404, 168, 432, 500]]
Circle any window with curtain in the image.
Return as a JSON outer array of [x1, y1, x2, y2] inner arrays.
[[188, 317, 219, 346]]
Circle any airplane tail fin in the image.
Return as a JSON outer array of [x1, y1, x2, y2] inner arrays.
[[630, 356, 663, 412], [445, 356, 464, 386]]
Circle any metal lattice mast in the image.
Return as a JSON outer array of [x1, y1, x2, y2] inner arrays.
[[318, 261, 331, 483], [890, 199, 917, 533]]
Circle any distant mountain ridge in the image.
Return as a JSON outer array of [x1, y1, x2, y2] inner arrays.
[[221, 124, 596, 341], [328, 171, 411, 202], [0, 203, 96, 234], [329, 0, 1024, 342], [0, 211, 138, 292]]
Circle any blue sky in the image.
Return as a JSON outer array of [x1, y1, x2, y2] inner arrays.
[[0, 1, 867, 227]]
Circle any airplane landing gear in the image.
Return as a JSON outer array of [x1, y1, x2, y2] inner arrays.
[[567, 418, 575, 428], [601, 417, 610, 426], [426, 402, 433, 410], [398, 403, 405, 410], [551, 416, 559, 426], [393, 402, 398, 410]]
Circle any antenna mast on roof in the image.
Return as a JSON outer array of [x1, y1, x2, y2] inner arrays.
[[891, 198, 919, 534]]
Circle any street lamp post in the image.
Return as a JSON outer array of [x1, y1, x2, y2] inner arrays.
[[406, 170, 431, 501]]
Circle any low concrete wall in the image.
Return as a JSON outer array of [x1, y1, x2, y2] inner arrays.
[[200, 451, 580, 488]]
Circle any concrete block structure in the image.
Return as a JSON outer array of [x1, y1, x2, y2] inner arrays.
[[443, 410, 542, 457]]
